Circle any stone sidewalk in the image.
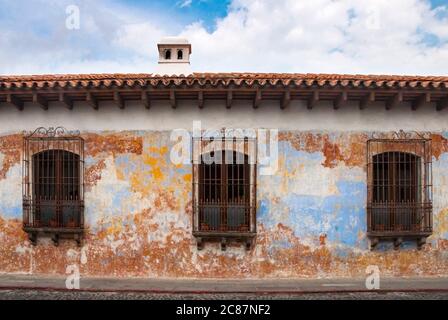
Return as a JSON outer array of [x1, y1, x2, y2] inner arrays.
[[0, 274, 447, 293]]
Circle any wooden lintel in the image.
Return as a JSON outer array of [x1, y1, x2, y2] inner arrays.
[[86, 92, 98, 110], [386, 92, 403, 110], [307, 91, 319, 109], [226, 91, 233, 109], [170, 90, 176, 109], [281, 90, 290, 109], [114, 91, 124, 109], [253, 90, 261, 109], [360, 92, 375, 110], [59, 92, 73, 110], [333, 91, 347, 110], [437, 96, 448, 111], [7, 94, 24, 110], [198, 91, 204, 109], [33, 93, 48, 110], [141, 91, 150, 109], [412, 93, 431, 111]]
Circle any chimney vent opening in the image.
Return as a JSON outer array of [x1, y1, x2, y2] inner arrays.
[[165, 49, 172, 60]]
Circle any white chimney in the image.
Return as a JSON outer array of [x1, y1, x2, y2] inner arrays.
[[155, 37, 192, 76]]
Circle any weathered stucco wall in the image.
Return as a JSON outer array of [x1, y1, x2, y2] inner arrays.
[[0, 125, 447, 278]]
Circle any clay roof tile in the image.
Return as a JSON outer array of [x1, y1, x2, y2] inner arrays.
[[0, 73, 447, 90]]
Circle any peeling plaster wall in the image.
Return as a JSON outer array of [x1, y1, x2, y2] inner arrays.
[[0, 101, 447, 278]]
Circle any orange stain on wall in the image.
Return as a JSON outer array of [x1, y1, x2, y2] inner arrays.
[[143, 146, 170, 182], [280, 132, 368, 168], [0, 134, 22, 180], [431, 134, 448, 160], [183, 173, 192, 183], [84, 132, 143, 157], [151, 167, 164, 181]]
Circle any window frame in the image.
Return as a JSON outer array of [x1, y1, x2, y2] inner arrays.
[[177, 49, 183, 60], [192, 133, 257, 250], [22, 127, 85, 246], [366, 130, 432, 249], [164, 49, 171, 60]]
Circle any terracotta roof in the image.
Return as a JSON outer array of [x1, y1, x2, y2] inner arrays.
[[1, 73, 447, 90]]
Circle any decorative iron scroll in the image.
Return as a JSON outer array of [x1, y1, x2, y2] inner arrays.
[[23, 127, 81, 138], [370, 130, 431, 141]]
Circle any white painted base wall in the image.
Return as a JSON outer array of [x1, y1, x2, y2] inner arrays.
[[0, 100, 446, 133]]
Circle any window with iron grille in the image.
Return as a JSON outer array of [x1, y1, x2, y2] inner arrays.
[[22, 127, 84, 246], [367, 130, 432, 247], [192, 133, 257, 250]]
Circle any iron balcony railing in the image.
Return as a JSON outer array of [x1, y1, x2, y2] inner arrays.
[[196, 199, 255, 233], [23, 199, 84, 230], [367, 201, 433, 235]]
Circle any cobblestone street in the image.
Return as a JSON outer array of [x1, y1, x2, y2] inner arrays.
[[1, 275, 447, 300], [1, 289, 447, 300]]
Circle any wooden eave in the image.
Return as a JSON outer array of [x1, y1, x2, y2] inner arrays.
[[0, 74, 447, 111]]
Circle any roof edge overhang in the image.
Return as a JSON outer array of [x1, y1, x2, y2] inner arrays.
[[0, 73, 447, 111], [1, 72, 448, 90]]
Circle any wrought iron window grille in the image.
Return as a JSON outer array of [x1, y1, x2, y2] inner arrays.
[[22, 127, 85, 246], [367, 130, 432, 250], [192, 132, 257, 250]]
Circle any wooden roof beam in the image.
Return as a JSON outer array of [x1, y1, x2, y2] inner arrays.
[[253, 89, 261, 109], [333, 91, 347, 110], [86, 92, 98, 110], [7, 94, 24, 111], [33, 93, 48, 110], [114, 91, 124, 109], [360, 92, 375, 110], [170, 90, 176, 109], [412, 93, 431, 111], [307, 91, 319, 109], [141, 91, 150, 109], [386, 92, 403, 110], [59, 92, 73, 110], [198, 91, 204, 109], [281, 90, 290, 109], [437, 96, 448, 111], [226, 90, 233, 109]]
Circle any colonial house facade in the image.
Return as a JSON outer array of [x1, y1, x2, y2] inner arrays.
[[0, 38, 447, 278]]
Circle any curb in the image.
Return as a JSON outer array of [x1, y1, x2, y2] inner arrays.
[[1, 286, 448, 295]]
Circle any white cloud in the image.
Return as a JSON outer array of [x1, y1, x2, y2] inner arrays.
[[179, 0, 448, 75], [0, 0, 447, 75], [178, 0, 193, 8]]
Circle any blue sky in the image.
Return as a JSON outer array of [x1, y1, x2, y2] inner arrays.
[[430, 0, 448, 7], [115, 0, 231, 32], [0, 0, 447, 75]]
